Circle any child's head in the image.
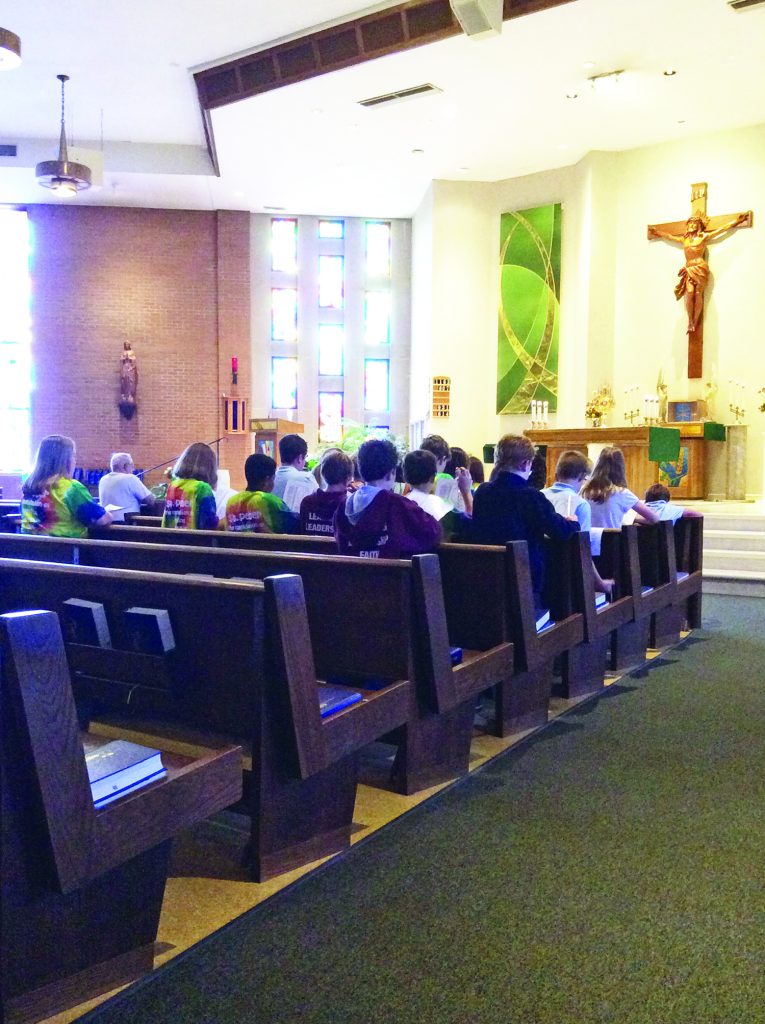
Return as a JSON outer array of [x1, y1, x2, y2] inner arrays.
[[24, 434, 76, 495], [555, 450, 592, 484], [581, 446, 627, 503], [421, 434, 450, 471], [403, 449, 438, 488], [278, 433, 308, 467], [321, 449, 353, 488], [357, 438, 398, 486], [494, 435, 535, 476], [468, 456, 485, 484], [445, 446, 469, 477], [173, 442, 218, 489], [645, 483, 670, 503], [244, 453, 276, 491], [529, 450, 548, 489]]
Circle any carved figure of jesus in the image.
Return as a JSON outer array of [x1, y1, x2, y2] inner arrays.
[[647, 183, 752, 379], [648, 211, 751, 335]]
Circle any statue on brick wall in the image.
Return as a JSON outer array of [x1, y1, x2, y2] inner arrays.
[[119, 341, 137, 419]]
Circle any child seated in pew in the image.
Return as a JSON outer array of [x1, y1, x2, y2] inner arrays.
[[223, 454, 297, 533], [641, 483, 704, 523], [468, 456, 485, 487], [402, 450, 471, 541], [162, 442, 219, 530], [472, 434, 580, 610], [423, 436, 474, 515], [299, 450, 353, 535], [541, 450, 614, 595], [581, 446, 660, 529], [334, 439, 441, 558], [21, 434, 112, 537]]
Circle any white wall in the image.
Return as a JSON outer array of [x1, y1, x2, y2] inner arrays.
[[416, 123, 765, 494]]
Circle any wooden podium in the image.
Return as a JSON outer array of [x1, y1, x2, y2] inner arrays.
[[525, 424, 724, 499]]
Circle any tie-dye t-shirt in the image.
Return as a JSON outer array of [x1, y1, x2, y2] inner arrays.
[[224, 490, 292, 533], [21, 477, 107, 538], [161, 478, 218, 530]]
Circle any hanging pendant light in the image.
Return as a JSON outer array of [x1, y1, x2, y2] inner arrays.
[[35, 74, 92, 197], [0, 27, 21, 69]]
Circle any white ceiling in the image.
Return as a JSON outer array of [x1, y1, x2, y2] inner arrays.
[[1, 0, 765, 216]]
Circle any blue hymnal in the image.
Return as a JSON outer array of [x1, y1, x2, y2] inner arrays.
[[677, 571, 689, 581], [450, 647, 463, 665], [641, 585, 654, 595], [85, 739, 166, 807], [318, 684, 363, 718], [595, 592, 608, 609]]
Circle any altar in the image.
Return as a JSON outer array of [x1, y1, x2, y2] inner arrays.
[[525, 424, 726, 500]]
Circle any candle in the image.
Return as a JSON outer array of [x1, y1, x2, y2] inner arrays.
[[232, 356, 238, 373], [542, 400, 549, 424]]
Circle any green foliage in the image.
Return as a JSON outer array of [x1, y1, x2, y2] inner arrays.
[[307, 419, 408, 468]]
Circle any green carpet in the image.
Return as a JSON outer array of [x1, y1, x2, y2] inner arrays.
[[82, 595, 765, 1024]]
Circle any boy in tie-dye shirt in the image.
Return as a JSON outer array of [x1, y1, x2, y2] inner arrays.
[[224, 454, 297, 534]]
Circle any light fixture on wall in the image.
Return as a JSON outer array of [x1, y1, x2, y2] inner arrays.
[[35, 74, 92, 197], [0, 26, 21, 69]]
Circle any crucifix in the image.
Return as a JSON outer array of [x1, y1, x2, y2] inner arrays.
[[647, 182, 752, 378]]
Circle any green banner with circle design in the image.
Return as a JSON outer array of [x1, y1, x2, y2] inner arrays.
[[497, 203, 561, 414]]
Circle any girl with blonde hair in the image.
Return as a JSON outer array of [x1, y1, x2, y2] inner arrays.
[[161, 441, 219, 530], [581, 446, 659, 528], [22, 434, 112, 537]]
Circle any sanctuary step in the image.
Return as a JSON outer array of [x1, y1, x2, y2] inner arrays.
[[683, 501, 765, 597]]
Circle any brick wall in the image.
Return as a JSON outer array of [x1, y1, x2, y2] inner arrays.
[[26, 205, 251, 493]]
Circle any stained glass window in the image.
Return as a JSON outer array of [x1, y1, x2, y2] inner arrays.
[[271, 288, 298, 341], [318, 392, 343, 443], [271, 357, 298, 409], [318, 255, 344, 309], [319, 219, 344, 239], [364, 291, 390, 345], [318, 324, 344, 376], [365, 221, 391, 278], [271, 218, 297, 273], [0, 210, 31, 472], [364, 359, 389, 412]]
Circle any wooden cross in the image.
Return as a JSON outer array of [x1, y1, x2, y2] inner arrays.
[[647, 183, 752, 378]]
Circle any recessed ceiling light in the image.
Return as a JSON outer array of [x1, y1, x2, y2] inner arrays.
[[663, 68, 677, 76], [588, 69, 623, 91], [558, 143, 569, 150], [677, 118, 686, 124], [411, 148, 425, 156], [459, 165, 470, 171], [583, 60, 596, 69], [263, 205, 286, 211], [566, 91, 579, 100]]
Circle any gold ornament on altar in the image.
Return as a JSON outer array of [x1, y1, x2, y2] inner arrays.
[[585, 385, 615, 427]]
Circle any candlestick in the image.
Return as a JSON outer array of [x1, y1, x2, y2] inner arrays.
[[231, 356, 238, 386]]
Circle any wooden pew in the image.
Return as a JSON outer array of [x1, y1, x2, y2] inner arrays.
[[596, 523, 677, 668], [0, 608, 242, 1023], [0, 539, 512, 795], [437, 540, 583, 734], [545, 531, 634, 697], [0, 557, 410, 880], [673, 515, 703, 629]]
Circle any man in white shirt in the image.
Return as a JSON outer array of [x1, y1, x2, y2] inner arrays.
[[272, 433, 318, 512], [98, 452, 157, 522]]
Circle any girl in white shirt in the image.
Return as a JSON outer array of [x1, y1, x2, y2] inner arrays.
[[582, 446, 660, 528]]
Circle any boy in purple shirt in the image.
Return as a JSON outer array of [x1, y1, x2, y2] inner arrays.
[[300, 450, 353, 536], [334, 439, 440, 559]]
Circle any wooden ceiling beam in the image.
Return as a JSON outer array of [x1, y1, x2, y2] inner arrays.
[[195, 0, 578, 112]]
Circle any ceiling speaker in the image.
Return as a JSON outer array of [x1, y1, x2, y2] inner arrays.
[[449, 0, 503, 38]]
